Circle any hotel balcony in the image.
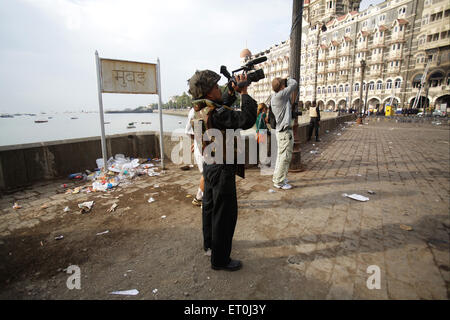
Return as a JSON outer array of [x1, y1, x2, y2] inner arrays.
[[338, 48, 351, 56], [372, 39, 385, 47], [328, 51, 337, 59], [368, 69, 382, 77], [390, 33, 406, 43], [387, 67, 401, 75], [388, 52, 403, 61], [336, 74, 349, 81], [369, 56, 383, 64], [318, 66, 326, 73], [327, 75, 336, 82], [317, 78, 325, 85], [327, 65, 337, 72], [338, 64, 350, 70], [422, 37, 450, 51], [318, 53, 326, 61]]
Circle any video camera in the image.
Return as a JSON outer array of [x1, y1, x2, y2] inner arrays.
[[220, 56, 267, 90]]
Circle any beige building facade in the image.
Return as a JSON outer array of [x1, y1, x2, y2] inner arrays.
[[243, 0, 450, 112]]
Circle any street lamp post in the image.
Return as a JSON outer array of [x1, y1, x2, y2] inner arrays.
[[357, 59, 366, 124]]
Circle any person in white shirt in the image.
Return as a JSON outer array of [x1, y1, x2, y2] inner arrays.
[[185, 107, 204, 206]]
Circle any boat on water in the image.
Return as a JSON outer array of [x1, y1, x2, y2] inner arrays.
[[127, 122, 136, 129], [0, 114, 14, 118], [35, 119, 48, 123], [141, 122, 151, 124]]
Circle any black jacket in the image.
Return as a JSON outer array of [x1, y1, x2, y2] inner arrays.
[[208, 89, 257, 178]]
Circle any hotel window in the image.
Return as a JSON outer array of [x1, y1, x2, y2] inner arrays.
[[318, 87, 321, 94], [386, 79, 393, 89], [345, 84, 349, 92], [394, 78, 402, 89], [376, 81, 382, 90], [355, 83, 360, 92], [328, 86, 332, 93], [339, 85, 343, 92], [369, 82, 374, 90]]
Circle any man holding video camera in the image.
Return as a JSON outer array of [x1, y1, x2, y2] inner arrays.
[[188, 69, 257, 271]]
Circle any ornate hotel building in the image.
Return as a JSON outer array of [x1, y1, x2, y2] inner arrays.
[[242, 0, 450, 111]]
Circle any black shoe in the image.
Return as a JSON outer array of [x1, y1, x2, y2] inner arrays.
[[211, 259, 242, 271], [315, 138, 321, 142]]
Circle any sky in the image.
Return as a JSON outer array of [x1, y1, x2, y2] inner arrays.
[[0, 0, 383, 113]]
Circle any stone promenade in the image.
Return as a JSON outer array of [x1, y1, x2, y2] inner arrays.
[[0, 118, 448, 299]]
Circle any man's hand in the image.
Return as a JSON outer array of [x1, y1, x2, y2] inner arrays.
[[232, 73, 248, 95]]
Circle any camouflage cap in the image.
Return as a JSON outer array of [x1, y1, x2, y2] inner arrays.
[[188, 70, 221, 100]]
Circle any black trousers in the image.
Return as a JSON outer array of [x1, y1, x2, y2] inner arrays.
[[308, 117, 320, 140], [202, 163, 238, 267]]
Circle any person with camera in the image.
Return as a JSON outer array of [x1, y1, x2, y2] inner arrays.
[[187, 69, 257, 272], [270, 77, 298, 190]]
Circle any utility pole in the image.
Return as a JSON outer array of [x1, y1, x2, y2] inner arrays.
[[288, 0, 304, 171]]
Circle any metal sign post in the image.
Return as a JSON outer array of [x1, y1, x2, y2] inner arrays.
[[157, 58, 165, 169], [95, 51, 108, 171]]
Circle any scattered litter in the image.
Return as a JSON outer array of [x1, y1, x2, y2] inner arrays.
[[161, 215, 166, 219], [41, 203, 49, 209], [63, 206, 70, 212], [186, 195, 192, 198], [78, 201, 94, 213], [148, 197, 155, 203], [152, 289, 158, 294], [154, 184, 159, 188], [336, 133, 341, 136], [110, 289, 139, 296], [367, 190, 376, 195], [54, 235, 64, 240], [326, 130, 329, 133], [268, 189, 275, 193], [40, 241, 43, 246], [399, 224, 413, 231], [342, 193, 369, 202], [107, 203, 118, 213], [12, 202, 21, 209], [189, 164, 194, 168], [96, 230, 109, 236], [310, 150, 319, 154]]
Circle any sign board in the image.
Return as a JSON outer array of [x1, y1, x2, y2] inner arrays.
[[100, 58, 157, 94]]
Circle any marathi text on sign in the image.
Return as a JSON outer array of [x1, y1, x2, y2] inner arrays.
[[101, 59, 157, 94]]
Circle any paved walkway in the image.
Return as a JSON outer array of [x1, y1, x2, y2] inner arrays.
[[0, 118, 448, 299]]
